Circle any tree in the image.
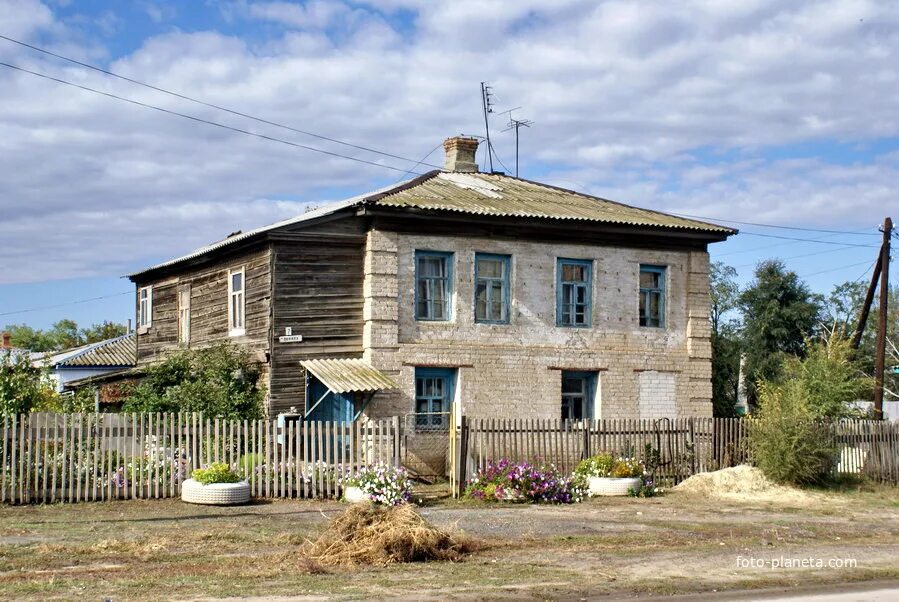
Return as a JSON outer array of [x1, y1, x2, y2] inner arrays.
[[709, 262, 742, 417], [3, 320, 128, 352], [739, 260, 821, 405], [0, 350, 57, 415], [123, 343, 264, 419]]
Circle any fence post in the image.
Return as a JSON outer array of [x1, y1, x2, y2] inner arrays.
[[392, 416, 401, 468], [456, 415, 468, 496], [582, 419, 590, 460]]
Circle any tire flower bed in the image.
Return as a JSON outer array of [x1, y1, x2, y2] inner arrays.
[[338, 462, 412, 506], [463, 460, 585, 504]]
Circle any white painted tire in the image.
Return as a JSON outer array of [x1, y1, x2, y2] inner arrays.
[[181, 478, 251, 505], [343, 486, 368, 503], [588, 476, 642, 496]]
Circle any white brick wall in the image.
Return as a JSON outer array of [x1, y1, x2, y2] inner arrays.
[[362, 229, 713, 421]]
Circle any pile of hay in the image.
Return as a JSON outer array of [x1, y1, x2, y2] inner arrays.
[[303, 504, 478, 567], [674, 465, 813, 505]]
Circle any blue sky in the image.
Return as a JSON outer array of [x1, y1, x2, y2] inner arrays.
[[0, 0, 896, 330]]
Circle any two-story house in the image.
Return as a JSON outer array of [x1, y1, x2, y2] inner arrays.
[[128, 136, 735, 425]]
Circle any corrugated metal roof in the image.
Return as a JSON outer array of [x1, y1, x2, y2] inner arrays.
[[128, 170, 734, 278], [300, 358, 398, 394], [56, 333, 136, 368], [371, 172, 735, 232]]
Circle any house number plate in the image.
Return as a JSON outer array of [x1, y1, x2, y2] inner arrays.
[[278, 335, 303, 343]]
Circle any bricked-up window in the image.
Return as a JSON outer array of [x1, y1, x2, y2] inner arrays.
[[561, 371, 596, 420], [474, 253, 511, 324], [228, 267, 246, 336], [639, 265, 666, 328], [557, 259, 592, 327], [414, 367, 456, 430], [415, 251, 453, 321], [138, 286, 152, 328]]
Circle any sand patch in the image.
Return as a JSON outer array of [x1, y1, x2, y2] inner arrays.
[[674, 465, 821, 506]]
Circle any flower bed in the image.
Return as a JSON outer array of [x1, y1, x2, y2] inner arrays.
[[181, 462, 250, 505], [463, 460, 584, 504], [574, 453, 648, 497], [338, 463, 412, 506]]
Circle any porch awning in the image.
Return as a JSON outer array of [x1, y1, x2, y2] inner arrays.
[[300, 358, 398, 394]]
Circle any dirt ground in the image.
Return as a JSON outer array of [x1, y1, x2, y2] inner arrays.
[[0, 483, 897, 601]]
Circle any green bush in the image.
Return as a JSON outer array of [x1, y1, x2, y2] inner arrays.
[[749, 381, 838, 486], [192, 462, 242, 485], [1, 350, 58, 416], [123, 343, 263, 419]]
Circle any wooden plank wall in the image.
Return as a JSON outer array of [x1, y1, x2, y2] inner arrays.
[[134, 245, 273, 365], [269, 221, 367, 415], [0, 413, 400, 505], [458, 417, 898, 486]]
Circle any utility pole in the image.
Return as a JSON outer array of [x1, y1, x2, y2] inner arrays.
[[480, 82, 494, 173], [873, 217, 893, 419]]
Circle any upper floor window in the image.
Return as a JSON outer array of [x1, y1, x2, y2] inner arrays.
[[639, 265, 666, 328], [228, 267, 245, 336], [557, 259, 592, 327], [415, 251, 453, 321], [138, 286, 152, 329], [178, 285, 191, 344], [474, 253, 511, 324]]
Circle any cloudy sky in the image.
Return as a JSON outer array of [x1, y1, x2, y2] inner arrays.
[[0, 0, 895, 329]]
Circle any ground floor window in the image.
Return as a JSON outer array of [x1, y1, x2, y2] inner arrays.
[[414, 367, 456, 430], [561, 371, 597, 421]]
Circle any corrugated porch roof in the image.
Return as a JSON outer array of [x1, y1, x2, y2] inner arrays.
[[300, 358, 398, 394]]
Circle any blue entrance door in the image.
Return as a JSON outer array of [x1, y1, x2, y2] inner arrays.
[[307, 377, 355, 423]]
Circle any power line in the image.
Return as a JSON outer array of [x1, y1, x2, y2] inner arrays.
[[737, 230, 879, 248], [0, 61, 425, 176], [394, 142, 443, 183], [0, 34, 443, 171], [668, 211, 881, 236], [799, 260, 878, 279], [731, 244, 870, 269], [0, 291, 132, 318]]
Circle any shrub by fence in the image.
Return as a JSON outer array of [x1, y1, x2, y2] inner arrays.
[[455, 417, 899, 487], [1, 412, 400, 504]]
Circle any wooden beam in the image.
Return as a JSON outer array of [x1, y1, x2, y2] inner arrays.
[[851, 253, 883, 349]]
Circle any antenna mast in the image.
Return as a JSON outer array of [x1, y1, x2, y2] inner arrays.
[[480, 82, 495, 172], [501, 107, 533, 178]]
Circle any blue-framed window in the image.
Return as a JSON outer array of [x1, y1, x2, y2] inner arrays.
[[415, 251, 453, 321], [561, 371, 596, 421], [639, 265, 666, 328], [474, 253, 511, 324], [414, 367, 456, 430], [557, 258, 592, 327]]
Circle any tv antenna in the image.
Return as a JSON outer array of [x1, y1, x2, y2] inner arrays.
[[480, 82, 495, 172], [501, 107, 533, 177]]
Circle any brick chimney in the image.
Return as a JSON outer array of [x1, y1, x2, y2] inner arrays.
[[443, 136, 480, 173], [1, 332, 10, 349]]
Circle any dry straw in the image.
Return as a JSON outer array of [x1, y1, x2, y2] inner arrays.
[[303, 504, 480, 566]]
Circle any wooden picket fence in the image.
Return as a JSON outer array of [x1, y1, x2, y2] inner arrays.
[[0, 412, 400, 505], [455, 417, 899, 486]]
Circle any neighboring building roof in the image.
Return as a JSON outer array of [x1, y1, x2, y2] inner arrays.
[[35, 333, 136, 369], [300, 358, 398, 394], [129, 170, 735, 279]]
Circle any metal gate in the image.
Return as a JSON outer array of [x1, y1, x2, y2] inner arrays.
[[402, 412, 450, 480]]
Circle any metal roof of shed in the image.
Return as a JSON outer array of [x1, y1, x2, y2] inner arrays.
[[300, 358, 398, 394], [54, 333, 136, 368]]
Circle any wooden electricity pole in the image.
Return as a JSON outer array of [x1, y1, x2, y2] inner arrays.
[[872, 217, 893, 419]]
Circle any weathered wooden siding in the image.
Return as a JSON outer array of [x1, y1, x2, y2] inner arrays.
[[134, 244, 273, 371], [269, 220, 366, 414]]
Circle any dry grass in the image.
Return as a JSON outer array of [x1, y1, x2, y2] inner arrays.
[[303, 504, 480, 566]]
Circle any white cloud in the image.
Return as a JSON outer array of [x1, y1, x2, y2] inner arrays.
[[1, 0, 898, 284]]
